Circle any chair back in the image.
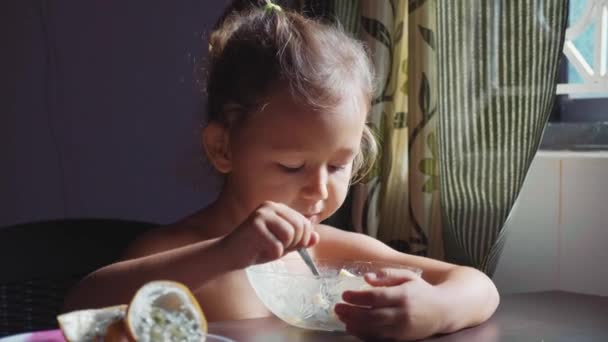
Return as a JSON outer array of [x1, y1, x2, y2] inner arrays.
[[0, 219, 157, 336]]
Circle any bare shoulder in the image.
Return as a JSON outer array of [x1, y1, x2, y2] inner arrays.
[[121, 215, 209, 260]]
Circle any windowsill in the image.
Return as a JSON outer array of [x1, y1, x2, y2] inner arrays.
[[540, 122, 608, 151], [537, 150, 608, 158]]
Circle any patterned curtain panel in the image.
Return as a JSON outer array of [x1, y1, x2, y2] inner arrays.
[[352, 0, 416, 253], [436, 0, 568, 274], [407, 0, 444, 260], [316, 0, 444, 259]]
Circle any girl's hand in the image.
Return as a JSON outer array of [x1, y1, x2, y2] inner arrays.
[[334, 268, 444, 341], [220, 201, 319, 268]]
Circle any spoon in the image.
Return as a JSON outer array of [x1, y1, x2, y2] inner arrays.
[[297, 248, 320, 276], [297, 248, 331, 311]]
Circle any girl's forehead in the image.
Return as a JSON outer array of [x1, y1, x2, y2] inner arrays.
[[255, 99, 365, 133], [236, 96, 365, 154], [255, 88, 368, 122]]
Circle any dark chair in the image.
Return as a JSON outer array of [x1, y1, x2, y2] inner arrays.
[[0, 219, 158, 337]]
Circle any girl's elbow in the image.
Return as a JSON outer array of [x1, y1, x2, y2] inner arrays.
[[480, 270, 500, 321]]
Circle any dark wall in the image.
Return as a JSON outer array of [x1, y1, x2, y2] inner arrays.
[[1, 1, 227, 226]]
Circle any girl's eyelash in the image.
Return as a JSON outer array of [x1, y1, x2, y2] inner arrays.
[[277, 163, 347, 173], [278, 163, 304, 173], [329, 165, 347, 172]]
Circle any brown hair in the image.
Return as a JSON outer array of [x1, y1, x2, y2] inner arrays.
[[204, 0, 377, 182]]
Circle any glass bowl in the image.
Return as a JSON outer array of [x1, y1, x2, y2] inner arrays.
[[245, 258, 422, 332]]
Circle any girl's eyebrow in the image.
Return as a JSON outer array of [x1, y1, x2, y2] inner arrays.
[[268, 145, 306, 152], [267, 143, 358, 156], [336, 147, 358, 156]]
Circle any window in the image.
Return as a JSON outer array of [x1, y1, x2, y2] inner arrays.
[[543, 0, 608, 150]]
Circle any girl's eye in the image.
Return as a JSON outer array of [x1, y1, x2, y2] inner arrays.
[[278, 163, 304, 173], [328, 164, 347, 173]]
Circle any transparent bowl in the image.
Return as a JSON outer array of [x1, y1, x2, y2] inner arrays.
[[245, 258, 422, 332]]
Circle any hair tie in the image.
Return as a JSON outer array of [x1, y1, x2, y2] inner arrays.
[[264, 1, 282, 14]]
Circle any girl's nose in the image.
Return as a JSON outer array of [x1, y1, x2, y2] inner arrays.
[[301, 167, 329, 201]]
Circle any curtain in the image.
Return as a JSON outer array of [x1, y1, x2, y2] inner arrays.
[[436, 0, 568, 274], [320, 0, 444, 260], [309, 0, 568, 276]]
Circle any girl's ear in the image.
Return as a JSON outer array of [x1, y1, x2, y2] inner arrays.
[[202, 122, 232, 173]]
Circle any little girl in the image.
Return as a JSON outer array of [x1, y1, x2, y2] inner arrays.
[[65, 1, 499, 340]]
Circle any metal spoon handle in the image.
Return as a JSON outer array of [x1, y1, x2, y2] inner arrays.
[[297, 248, 320, 276]]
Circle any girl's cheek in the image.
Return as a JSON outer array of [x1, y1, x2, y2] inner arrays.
[[330, 179, 350, 199]]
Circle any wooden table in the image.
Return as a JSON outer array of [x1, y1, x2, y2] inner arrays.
[[209, 291, 608, 341]]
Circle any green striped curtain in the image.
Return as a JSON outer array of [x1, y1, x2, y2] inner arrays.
[[436, 0, 568, 274]]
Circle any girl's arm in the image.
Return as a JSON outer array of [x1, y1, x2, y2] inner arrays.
[[430, 264, 499, 333], [62, 237, 237, 312], [64, 201, 318, 313], [314, 225, 499, 334]]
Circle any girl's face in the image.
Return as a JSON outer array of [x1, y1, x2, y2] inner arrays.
[[220, 90, 368, 224]]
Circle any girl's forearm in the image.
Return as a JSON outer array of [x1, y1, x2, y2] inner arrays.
[[62, 239, 235, 312], [434, 266, 500, 333]]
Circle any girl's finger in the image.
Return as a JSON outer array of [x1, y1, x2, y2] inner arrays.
[[335, 304, 399, 337], [299, 223, 311, 247], [263, 210, 295, 248], [307, 230, 319, 247], [251, 223, 283, 262], [272, 203, 310, 248], [335, 303, 397, 325], [364, 267, 420, 287], [342, 285, 407, 308], [297, 218, 316, 248]]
